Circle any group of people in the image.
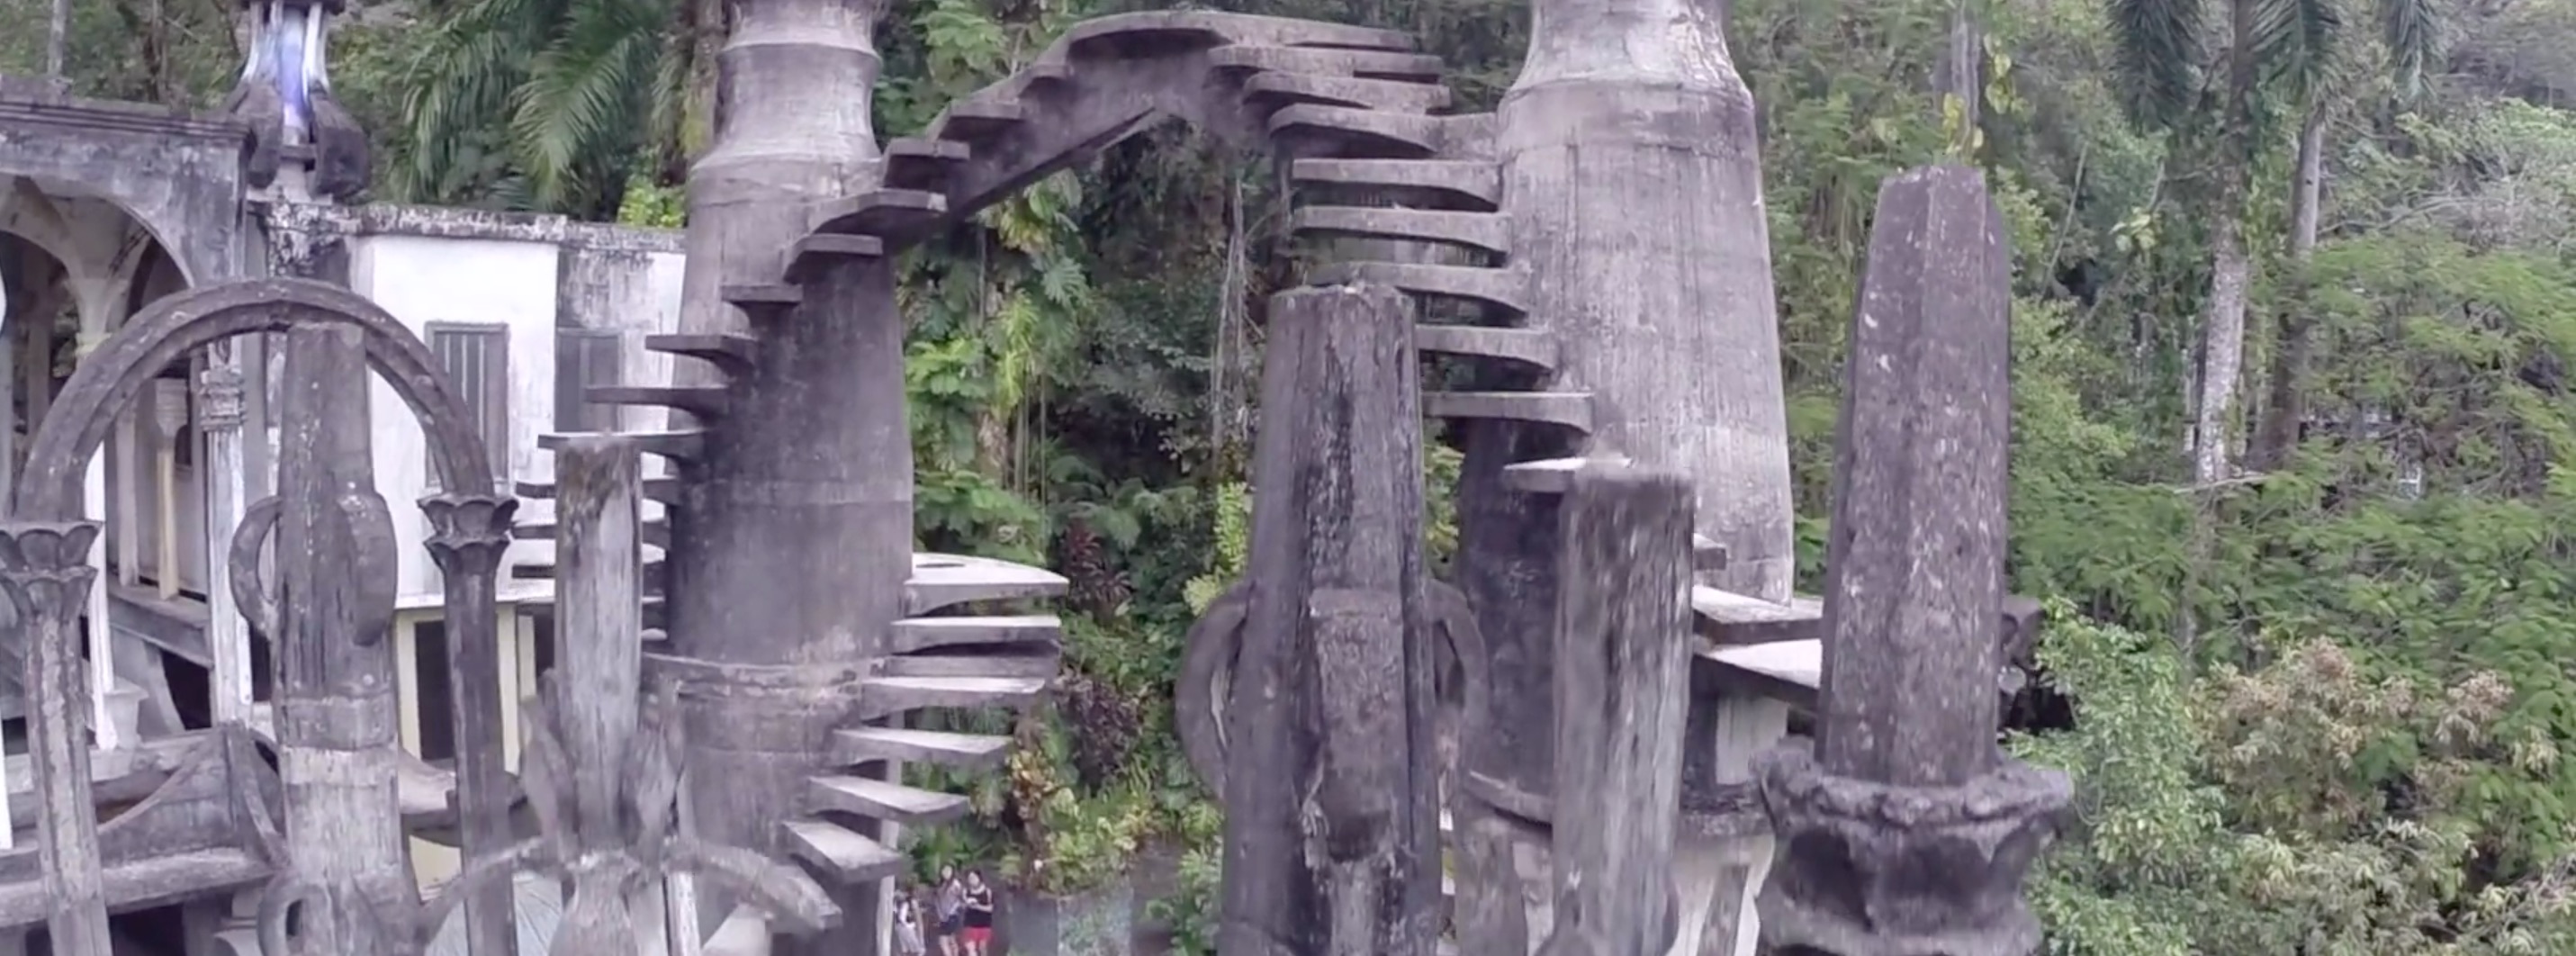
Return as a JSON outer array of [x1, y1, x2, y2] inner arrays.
[[893, 866, 997, 956]]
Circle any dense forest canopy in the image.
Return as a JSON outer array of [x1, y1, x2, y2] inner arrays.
[[11, 0, 2576, 948]]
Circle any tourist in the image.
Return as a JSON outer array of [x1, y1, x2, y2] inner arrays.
[[895, 888, 926, 956], [935, 865, 966, 956], [960, 869, 996, 956]]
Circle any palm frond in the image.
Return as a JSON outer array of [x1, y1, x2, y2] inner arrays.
[[508, 0, 672, 211], [2108, 0, 2209, 131], [2248, 0, 2342, 106], [2377, 0, 2441, 99], [395, 0, 563, 202]]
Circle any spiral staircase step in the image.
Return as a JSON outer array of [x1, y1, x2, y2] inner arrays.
[[905, 554, 1068, 615], [1242, 71, 1452, 113], [644, 333, 761, 378], [779, 818, 907, 884], [806, 775, 971, 827], [585, 384, 732, 419], [1290, 158, 1499, 210], [785, 233, 888, 284], [1413, 325, 1555, 370], [889, 615, 1061, 654], [858, 676, 1049, 720], [878, 651, 1060, 680], [539, 429, 705, 464], [830, 726, 1015, 771], [1205, 44, 1444, 80], [1291, 207, 1509, 255]]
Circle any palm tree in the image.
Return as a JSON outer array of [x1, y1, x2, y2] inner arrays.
[[391, 0, 711, 217], [2108, 0, 2443, 484]]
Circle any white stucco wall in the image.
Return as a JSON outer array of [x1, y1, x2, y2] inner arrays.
[[351, 231, 562, 604]]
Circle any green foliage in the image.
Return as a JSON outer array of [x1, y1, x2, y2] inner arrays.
[[2017, 614, 2576, 954], [51, 0, 2576, 936]]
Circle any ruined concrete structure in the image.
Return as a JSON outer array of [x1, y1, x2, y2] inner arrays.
[[0, 0, 2066, 950]]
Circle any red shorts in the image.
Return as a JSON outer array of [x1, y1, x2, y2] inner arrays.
[[961, 926, 994, 945]]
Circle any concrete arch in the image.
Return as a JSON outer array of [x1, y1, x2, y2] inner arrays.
[[12, 278, 495, 520], [0, 95, 247, 287], [847, 10, 1433, 247]]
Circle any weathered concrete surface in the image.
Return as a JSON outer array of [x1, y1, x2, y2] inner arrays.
[[1218, 284, 1441, 956], [1757, 166, 2067, 956], [0, 86, 245, 285]]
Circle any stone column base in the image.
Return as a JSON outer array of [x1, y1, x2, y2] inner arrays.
[[1753, 743, 2071, 956]]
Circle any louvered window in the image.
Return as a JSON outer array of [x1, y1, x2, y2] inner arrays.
[[554, 329, 624, 432], [427, 323, 509, 487]]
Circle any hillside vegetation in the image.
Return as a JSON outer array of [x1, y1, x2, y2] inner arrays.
[[12, 0, 2576, 949]]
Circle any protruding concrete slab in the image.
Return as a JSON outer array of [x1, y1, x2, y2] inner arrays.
[[830, 727, 1013, 771], [888, 615, 1061, 654], [903, 554, 1069, 614], [779, 819, 906, 884], [806, 776, 970, 827]]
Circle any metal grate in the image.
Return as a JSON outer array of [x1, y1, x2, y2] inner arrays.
[[427, 323, 510, 485]]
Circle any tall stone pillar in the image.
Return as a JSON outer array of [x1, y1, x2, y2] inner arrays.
[[1755, 167, 2066, 956], [194, 365, 254, 726], [665, 0, 893, 951], [1456, 0, 1796, 949]]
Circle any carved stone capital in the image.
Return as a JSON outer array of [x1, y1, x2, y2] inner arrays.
[[1755, 741, 2071, 956], [195, 366, 248, 429], [418, 494, 518, 576], [0, 522, 102, 625]]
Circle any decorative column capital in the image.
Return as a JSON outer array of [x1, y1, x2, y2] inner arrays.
[[419, 494, 518, 576], [0, 521, 102, 623], [194, 366, 248, 430], [1755, 741, 2072, 956]]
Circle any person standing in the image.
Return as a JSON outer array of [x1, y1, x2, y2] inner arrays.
[[935, 865, 966, 956], [895, 888, 927, 956], [960, 869, 996, 956]]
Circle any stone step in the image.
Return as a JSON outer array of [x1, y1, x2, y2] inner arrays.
[[878, 651, 1060, 680], [585, 384, 731, 419], [904, 553, 1067, 615], [888, 615, 1061, 654], [809, 188, 948, 238], [539, 429, 705, 464], [858, 676, 1049, 721], [779, 818, 907, 884], [806, 775, 972, 827], [1205, 44, 1444, 81], [1290, 158, 1499, 211], [830, 726, 1014, 771], [883, 138, 973, 192], [1309, 261, 1525, 315], [931, 98, 1026, 140], [1291, 207, 1509, 256], [720, 284, 800, 321], [515, 476, 683, 505], [1267, 104, 1443, 158], [1414, 325, 1556, 371], [784, 233, 888, 284], [1421, 391, 1593, 432], [644, 333, 761, 378], [1692, 587, 1824, 646], [1242, 71, 1451, 113]]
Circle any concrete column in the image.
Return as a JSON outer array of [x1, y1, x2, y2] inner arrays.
[[196, 357, 253, 726], [77, 329, 118, 751]]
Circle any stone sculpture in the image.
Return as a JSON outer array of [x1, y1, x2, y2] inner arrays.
[[0, 0, 2072, 951], [1754, 167, 2069, 956]]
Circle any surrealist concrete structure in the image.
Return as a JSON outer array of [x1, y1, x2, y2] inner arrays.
[[0, 0, 2065, 951]]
